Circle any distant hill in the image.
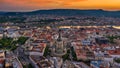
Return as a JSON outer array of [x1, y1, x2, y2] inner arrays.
[[1, 9, 120, 17], [0, 12, 7, 15]]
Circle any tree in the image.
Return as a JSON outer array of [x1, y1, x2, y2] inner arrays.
[[71, 47, 77, 61], [17, 37, 28, 45], [43, 46, 50, 57]]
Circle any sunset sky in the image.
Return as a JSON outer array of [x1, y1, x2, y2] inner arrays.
[[0, 0, 120, 12]]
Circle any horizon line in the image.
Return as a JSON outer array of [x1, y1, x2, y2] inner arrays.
[[1, 8, 120, 12]]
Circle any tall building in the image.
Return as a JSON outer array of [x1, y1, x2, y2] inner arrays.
[[52, 29, 67, 57], [3, 30, 8, 38], [50, 29, 67, 68]]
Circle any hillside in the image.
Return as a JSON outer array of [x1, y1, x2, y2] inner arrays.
[[1, 9, 120, 17]]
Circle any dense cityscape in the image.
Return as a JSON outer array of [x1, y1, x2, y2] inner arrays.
[[0, 9, 120, 68]]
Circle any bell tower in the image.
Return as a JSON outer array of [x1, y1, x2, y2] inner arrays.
[[52, 29, 67, 57]]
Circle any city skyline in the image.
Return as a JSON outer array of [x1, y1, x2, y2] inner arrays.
[[1, 0, 120, 12]]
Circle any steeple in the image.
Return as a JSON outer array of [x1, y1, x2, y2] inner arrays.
[[57, 29, 62, 41], [51, 29, 67, 57]]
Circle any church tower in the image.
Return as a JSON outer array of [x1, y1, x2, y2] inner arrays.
[[52, 29, 67, 57]]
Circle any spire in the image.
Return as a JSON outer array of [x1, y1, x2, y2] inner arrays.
[[57, 29, 62, 41], [52, 29, 67, 57]]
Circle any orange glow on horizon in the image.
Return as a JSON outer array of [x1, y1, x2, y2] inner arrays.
[[0, 0, 120, 11]]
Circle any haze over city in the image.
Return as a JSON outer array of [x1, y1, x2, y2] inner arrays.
[[1, 0, 120, 11], [0, 0, 120, 68]]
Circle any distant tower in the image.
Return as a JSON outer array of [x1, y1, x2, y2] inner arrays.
[[52, 29, 67, 57], [3, 30, 8, 38]]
